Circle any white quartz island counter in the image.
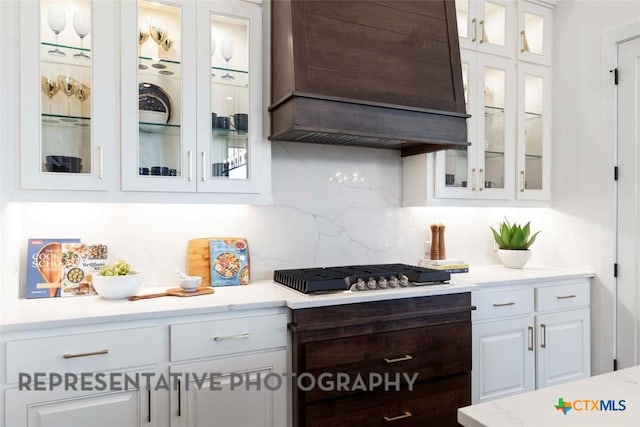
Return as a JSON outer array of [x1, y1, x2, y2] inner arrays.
[[458, 366, 640, 427], [0, 265, 592, 332]]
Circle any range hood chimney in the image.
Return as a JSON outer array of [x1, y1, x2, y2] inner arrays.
[[269, 0, 469, 156]]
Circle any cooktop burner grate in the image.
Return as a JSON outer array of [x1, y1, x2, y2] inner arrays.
[[273, 263, 450, 294]]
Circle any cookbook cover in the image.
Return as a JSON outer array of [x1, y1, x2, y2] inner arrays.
[[26, 238, 81, 298], [209, 238, 250, 286], [60, 243, 108, 297]]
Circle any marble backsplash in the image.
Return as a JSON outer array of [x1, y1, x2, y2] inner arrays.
[[2, 141, 584, 299]]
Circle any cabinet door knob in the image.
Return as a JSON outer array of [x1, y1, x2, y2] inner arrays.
[[384, 411, 412, 422]]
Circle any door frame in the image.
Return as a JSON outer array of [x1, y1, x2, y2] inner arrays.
[[602, 21, 640, 369]]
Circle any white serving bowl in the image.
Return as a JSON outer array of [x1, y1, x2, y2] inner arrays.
[[92, 272, 144, 299], [178, 276, 202, 292]]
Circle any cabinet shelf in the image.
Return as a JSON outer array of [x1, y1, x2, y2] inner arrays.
[[42, 113, 91, 127], [138, 56, 182, 79], [41, 41, 91, 53], [139, 121, 181, 135]]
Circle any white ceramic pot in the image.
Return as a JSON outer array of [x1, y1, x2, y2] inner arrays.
[[497, 249, 532, 269]]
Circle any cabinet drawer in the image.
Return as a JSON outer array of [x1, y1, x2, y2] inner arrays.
[[536, 281, 589, 312], [170, 313, 287, 361], [303, 322, 471, 402], [472, 288, 533, 321], [6, 326, 162, 384], [305, 373, 470, 427]]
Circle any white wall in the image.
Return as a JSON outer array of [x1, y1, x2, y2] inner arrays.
[[551, 0, 640, 374]]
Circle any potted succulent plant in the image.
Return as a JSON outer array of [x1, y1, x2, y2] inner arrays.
[[490, 219, 541, 269]]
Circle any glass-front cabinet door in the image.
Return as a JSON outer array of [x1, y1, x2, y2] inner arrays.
[[20, 0, 116, 190], [455, 0, 514, 58], [517, 1, 552, 66], [476, 54, 514, 199], [196, 0, 262, 193], [121, 0, 197, 192], [517, 63, 550, 200], [435, 51, 477, 199]]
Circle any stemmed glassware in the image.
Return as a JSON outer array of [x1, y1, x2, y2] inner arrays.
[[47, 7, 66, 57], [58, 75, 77, 119], [138, 29, 149, 69], [41, 77, 60, 122], [74, 83, 91, 120], [72, 12, 91, 60], [149, 21, 169, 69], [220, 39, 234, 80]]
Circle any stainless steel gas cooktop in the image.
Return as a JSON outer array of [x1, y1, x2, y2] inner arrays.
[[273, 263, 450, 294]]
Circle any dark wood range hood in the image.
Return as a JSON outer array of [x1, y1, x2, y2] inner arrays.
[[269, 0, 470, 157]]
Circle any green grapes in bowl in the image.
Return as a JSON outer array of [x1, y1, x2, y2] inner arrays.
[[93, 260, 143, 299]]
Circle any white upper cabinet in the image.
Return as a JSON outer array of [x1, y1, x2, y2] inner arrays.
[[516, 63, 551, 200], [517, 1, 553, 66], [403, 0, 553, 206], [19, 0, 117, 191], [433, 52, 515, 201], [456, 0, 515, 58], [196, 0, 264, 194], [121, 0, 264, 194], [121, 0, 198, 192]]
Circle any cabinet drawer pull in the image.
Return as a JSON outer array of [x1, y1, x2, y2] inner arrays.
[[63, 349, 109, 359], [521, 30, 529, 53], [520, 170, 525, 192], [187, 150, 193, 182], [479, 20, 486, 43], [472, 18, 477, 42], [541, 323, 546, 348], [98, 145, 104, 180], [528, 326, 534, 351], [201, 151, 206, 182], [557, 294, 577, 300], [147, 388, 151, 423], [492, 302, 515, 307], [213, 332, 250, 341], [472, 168, 476, 191], [177, 379, 181, 417], [384, 411, 412, 422], [384, 354, 413, 364]]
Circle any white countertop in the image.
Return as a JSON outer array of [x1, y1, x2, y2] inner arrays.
[[458, 366, 640, 427], [0, 265, 593, 333]]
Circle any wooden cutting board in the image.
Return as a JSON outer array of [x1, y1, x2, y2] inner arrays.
[[187, 237, 249, 286], [128, 287, 213, 301]]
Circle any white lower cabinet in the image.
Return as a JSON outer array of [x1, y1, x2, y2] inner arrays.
[[472, 279, 591, 404], [5, 371, 156, 427], [1, 309, 288, 427], [536, 308, 590, 389], [172, 351, 286, 427], [473, 316, 535, 402]]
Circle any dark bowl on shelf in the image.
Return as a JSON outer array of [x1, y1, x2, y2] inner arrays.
[[45, 156, 82, 173], [445, 174, 455, 185]]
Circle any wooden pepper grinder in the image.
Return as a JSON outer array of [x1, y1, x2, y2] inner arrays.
[[438, 223, 446, 260], [430, 224, 440, 260]]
